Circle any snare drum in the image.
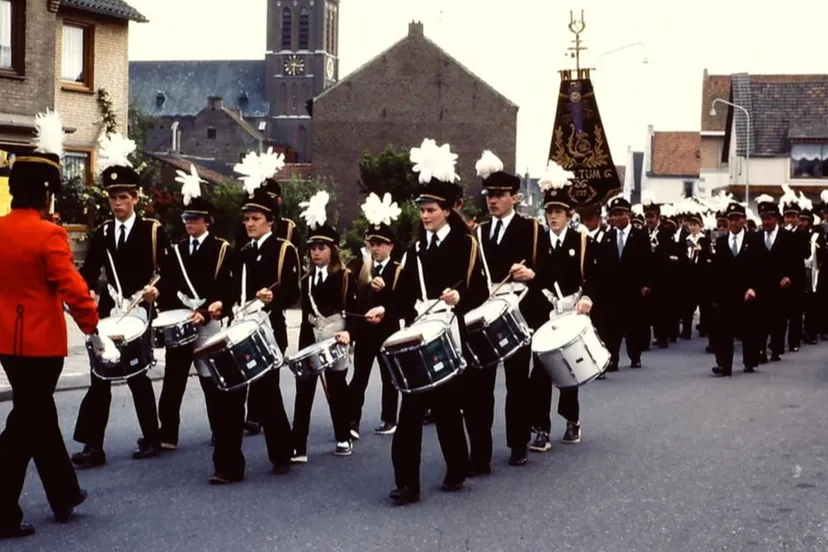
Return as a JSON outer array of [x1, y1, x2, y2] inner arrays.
[[287, 338, 349, 378], [531, 312, 610, 388], [380, 319, 465, 394], [87, 314, 154, 381], [152, 309, 199, 349], [464, 297, 531, 369], [193, 319, 283, 392]]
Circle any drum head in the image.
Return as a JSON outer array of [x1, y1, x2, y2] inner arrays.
[[532, 313, 588, 351], [385, 319, 445, 348], [295, 337, 337, 360], [465, 299, 508, 325], [98, 315, 146, 341], [152, 309, 193, 327]]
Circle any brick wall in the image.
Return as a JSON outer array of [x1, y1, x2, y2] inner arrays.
[[0, 0, 57, 142], [700, 136, 726, 170], [177, 105, 262, 167], [54, 13, 129, 150], [312, 31, 518, 226]]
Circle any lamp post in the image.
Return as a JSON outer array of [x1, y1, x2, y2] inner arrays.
[[594, 42, 648, 64], [710, 98, 751, 204]]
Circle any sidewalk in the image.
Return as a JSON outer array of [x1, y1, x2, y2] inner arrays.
[[0, 310, 303, 401]]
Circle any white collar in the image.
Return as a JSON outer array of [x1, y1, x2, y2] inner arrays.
[[314, 264, 329, 281], [427, 223, 451, 245], [491, 210, 516, 231], [191, 231, 209, 245], [115, 212, 136, 233], [550, 225, 568, 244], [374, 257, 389, 270], [254, 231, 272, 249], [616, 223, 630, 235]]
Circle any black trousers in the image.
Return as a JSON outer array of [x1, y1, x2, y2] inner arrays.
[[500, 346, 532, 450], [73, 368, 158, 449], [349, 338, 399, 426], [461, 366, 496, 469], [158, 344, 217, 445], [803, 290, 820, 339], [292, 370, 351, 454], [604, 302, 645, 365], [212, 369, 292, 477], [0, 356, 80, 527], [247, 319, 288, 424], [711, 301, 760, 370], [759, 292, 788, 356], [528, 360, 580, 432], [391, 377, 468, 494], [786, 287, 805, 348]]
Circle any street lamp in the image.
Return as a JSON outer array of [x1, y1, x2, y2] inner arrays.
[[710, 98, 751, 204], [594, 42, 648, 65]]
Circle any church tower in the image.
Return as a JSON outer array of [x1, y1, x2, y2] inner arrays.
[[265, 0, 340, 162]]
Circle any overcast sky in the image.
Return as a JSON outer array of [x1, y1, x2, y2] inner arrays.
[[126, 0, 827, 174]]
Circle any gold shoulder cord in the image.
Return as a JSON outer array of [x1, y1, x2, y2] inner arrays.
[[284, 218, 295, 244], [341, 268, 351, 306], [580, 231, 587, 282], [466, 235, 478, 287], [215, 241, 228, 279], [392, 263, 403, 290], [532, 220, 539, 268], [151, 221, 159, 271]]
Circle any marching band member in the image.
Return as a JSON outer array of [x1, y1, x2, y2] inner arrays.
[[71, 133, 171, 468], [680, 207, 711, 340], [365, 139, 488, 504], [156, 166, 232, 450], [348, 193, 403, 439], [528, 166, 594, 452], [0, 111, 100, 538], [798, 196, 821, 345], [643, 194, 672, 350], [471, 150, 548, 469], [291, 191, 356, 460], [710, 202, 760, 376], [233, 148, 300, 435], [206, 181, 300, 484]]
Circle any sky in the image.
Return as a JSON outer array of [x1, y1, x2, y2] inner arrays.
[[126, 0, 827, 175]]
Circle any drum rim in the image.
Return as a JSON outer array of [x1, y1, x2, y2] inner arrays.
[[97, 315, 147, 341], [152, 309, 195, 327], [531, 313, 590, 352], [465, 298, 510, 324], [288, 337, 346, 363]]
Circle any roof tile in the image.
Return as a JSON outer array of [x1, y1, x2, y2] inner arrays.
[[60, 0, 147, 22], [650, 132, 701, 177]]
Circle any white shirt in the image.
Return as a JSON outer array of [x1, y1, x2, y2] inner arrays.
[[763, 225, 779, 248], [373, 259, 388, 273], [190, 231, 209, 253], [114, 212, 137, 248], [313, 264, 329, 284], [426, 223, 451, 248], [549, 226, 569, 249], [254, 231, 272, 250], [729, 230, 745, 254], [489, 210, 516, 244]]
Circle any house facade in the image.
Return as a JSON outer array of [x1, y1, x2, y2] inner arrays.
[[700, 69, 731, 194], [310, 21, 519, 226], [1, 0, 145, 190], [641, 125, 701, 204]]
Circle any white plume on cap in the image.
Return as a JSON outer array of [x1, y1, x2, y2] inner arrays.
[[778, 184, 799, 210], [409, 138, 460, 185], [538, 160, 572, 191], [631, 203, 644, 216], [702, 213, 717, 230], [361, 192, 401, 226], [475, 150, 503, 180], [33, 110, 65, 158], [798, 191, 813, 212], [641, 189, 656, 206], [96, 132, 136, 173], [755, 194, 774, 204], [745, 206, 759, 224], [233, 147, 286, 197], [712, 190, 734, 212], [821, 190, 828, 204], [175, 164, 205, 206], [299, 190, 330, 230], [660, 203, 676, 218]]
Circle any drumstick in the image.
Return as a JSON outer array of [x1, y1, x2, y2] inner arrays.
[[117, 273, 161, 322], [344, 312, 366, 319], [412, 278, 465, 323], [490, 259, 526, 298], [238, 280, 282, 314]]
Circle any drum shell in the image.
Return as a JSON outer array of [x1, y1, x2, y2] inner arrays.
[[532, 316, 609, 388], [152, 317, 199, 349], [464, 300, 531, 369], [194, 324, 284, 392], [380, 327, 465, 394], [193, 320, 222, 378], [287, 339, 349, 379], [87, 330, 154, 381]]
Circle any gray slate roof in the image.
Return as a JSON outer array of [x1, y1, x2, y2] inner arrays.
[[129, 60, 269, 118], [61, 0, 147, 22]]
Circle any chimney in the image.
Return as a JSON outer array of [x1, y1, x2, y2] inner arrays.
[[408, 20, 423, 36], [170, 120, 180, 153], [208, 96, 224, 111], [703, 68, 708, 80]]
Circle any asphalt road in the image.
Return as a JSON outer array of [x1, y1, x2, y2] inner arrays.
[[4, 336, 828, 552]]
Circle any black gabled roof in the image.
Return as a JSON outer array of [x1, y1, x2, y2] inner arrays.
[[61, 0, 147, 23]]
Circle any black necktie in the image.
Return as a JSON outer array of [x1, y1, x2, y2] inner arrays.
[[428, 234, 439, 252], [373, 263, 383, 277], [492, 220, 503, 245], [314, 270, 322, 288], [191, 239, 199, 255], [117, 224, 126, 250]]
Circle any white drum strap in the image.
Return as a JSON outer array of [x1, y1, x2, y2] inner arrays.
[[174, 245, 201, 301], [415, 242, 428, 302], [105, 249, 124, 299], [240, 263, 248, 308], [307, 279, 323, 319], [476, 226, 494, 293]]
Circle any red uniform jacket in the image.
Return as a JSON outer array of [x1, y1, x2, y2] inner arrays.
[[0, 209, 99, 357]]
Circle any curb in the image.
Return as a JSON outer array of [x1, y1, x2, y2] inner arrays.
[[0, 366, 168, 403]]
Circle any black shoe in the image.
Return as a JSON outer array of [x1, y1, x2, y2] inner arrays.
[[597, 372, 606, 380], [789, 346, 800, 353], [71, 446, 106, 469], [54, 489, 87, 523], [529, 430, 551, 452], [0, 523, 35, 539], [209, 473, 244, 485], [374, 422, 397, 435], [711, 366, 732, 377], [389, 486, 419, 504], [562, 422, 581, 444], [606, 362, 619, 373], [440, 480, 464, 492], [349, 422, 360, 441], [743, 366, 756, 373], [680, 332, 692, 340], [630, 360, 642, 368], [508, 447, 528, 466], [132, 440, 161, 460], [657, 341, 669, 349], [244, 421, 261, 436], [770, 354, 781, 362], [467, 463, 491, 476], [272, 462, 290, 475], [758, 352, 768, 364]]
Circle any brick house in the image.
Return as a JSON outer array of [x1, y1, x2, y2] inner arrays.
[[719, 73, 828, 202], [700, 69, 731, 193], [310, 21, 519, 226], [0, 0, 145, 186], [641, 125, 701, 204]]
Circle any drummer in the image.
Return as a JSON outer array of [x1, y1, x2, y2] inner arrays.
[[527, 169, 594, 453], [205, 182, 300, 484], [365, 138, 489, 504], [156, 166, 232, 450], [71, 132, 172, 468], [470, 150, 549, 469], [290, 191, 356, 461]]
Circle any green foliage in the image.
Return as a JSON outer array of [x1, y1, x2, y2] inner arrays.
[[97, 89, 118, 135]]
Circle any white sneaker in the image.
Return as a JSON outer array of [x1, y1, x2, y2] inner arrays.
[[334, 441, 353, 456], [290, 453, 308, 463]]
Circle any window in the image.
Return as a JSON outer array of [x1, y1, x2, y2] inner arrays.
[[791, 143, 828, 179], [325, 6, 332, 53], [61, 23, 93, 88], [290, 83, 297, 113], [298, 8, 309, 50], [0, 0, 24, 76], [683, 180, 694, 198], [281, 7, 292, 50], [332, 7, 338, 56], [207, 127, 216, 140], [62, 151, 91, 186]]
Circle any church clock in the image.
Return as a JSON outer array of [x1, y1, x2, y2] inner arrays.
[[284, 55, 306, 76]]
